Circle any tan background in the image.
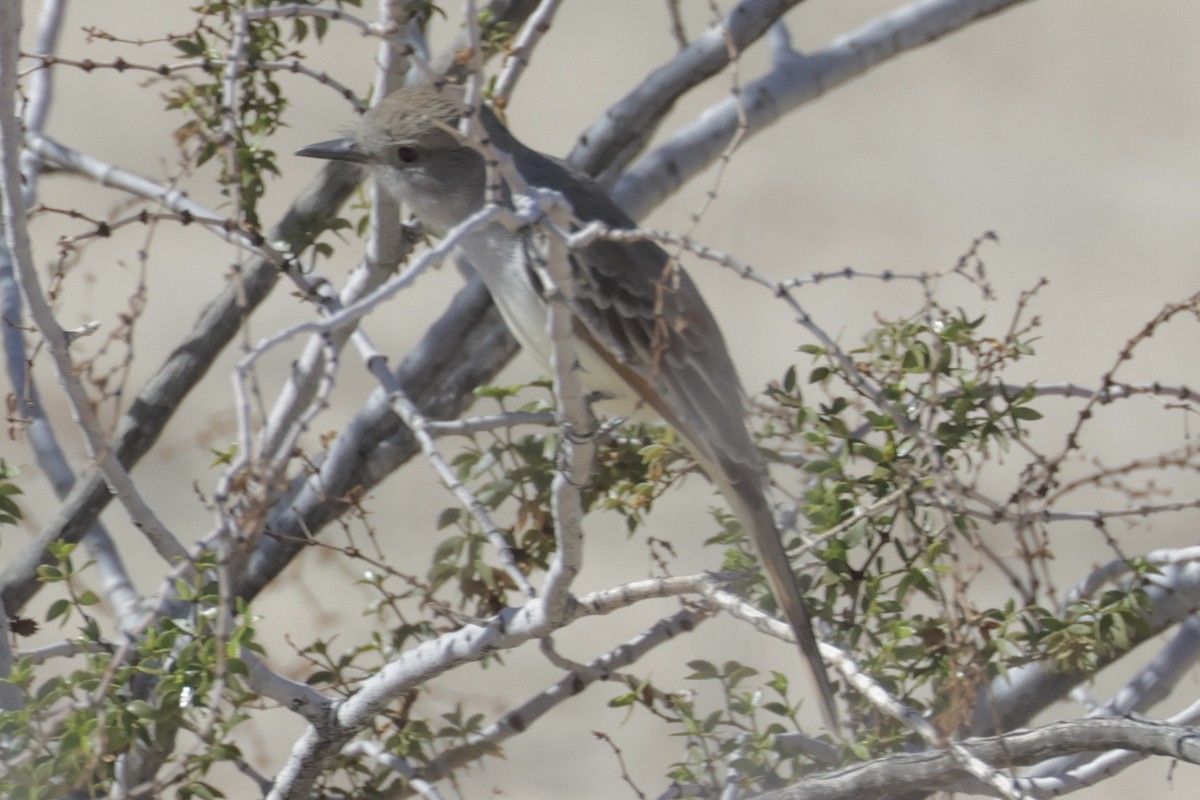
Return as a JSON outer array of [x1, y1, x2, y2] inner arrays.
[[8, 1, 1200, 797]]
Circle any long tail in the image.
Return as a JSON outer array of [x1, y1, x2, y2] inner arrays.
[[717, 460, 840, 730]]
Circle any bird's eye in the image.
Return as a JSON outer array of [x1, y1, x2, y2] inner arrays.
[[396, 146, 419, 164]]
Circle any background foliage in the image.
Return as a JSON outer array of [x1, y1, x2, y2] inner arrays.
[[3, 2, 1200, 799]]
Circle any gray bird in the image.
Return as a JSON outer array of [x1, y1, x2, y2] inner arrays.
[[298, 86, 838, 727]]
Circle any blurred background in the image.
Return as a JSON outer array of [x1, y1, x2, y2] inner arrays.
[[8, 1, 1200, 797]]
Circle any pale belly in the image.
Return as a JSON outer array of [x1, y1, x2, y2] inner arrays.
[[459, 225, 652, 421]]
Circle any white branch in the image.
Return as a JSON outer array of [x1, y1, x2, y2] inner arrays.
[[614, 0, 1034, 220], [244, 650, 335, 726], [972, 556, 1200, 735], [418, 608, 710, 782], [757, 716, 1200, 800], [492, 0, 564, 103], [1, 0, 189, 569], [355, 327, 535, 598], [1021, 616, 1200, 779]]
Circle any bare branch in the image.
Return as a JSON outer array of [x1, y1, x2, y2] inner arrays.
[[758, 716, 1200, 800], [614, 0, 1035, 219]]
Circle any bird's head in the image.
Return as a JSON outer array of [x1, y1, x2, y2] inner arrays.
[[297, 86, 486, 233]]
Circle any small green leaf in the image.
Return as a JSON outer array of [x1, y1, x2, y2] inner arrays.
[[46, 598, 70, 622]]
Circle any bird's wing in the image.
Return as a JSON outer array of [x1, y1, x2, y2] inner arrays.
[[511, 139, 760, 470], [568, 236, 841, 729], [568, 235, 760, 472], [511, 139, 841, 727]]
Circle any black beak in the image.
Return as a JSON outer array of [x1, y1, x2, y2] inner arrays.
[[295, 137, 369, 164]]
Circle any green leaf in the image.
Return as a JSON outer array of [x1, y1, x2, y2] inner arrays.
[[173, 38, 205, 57], [782, 365, 797, 392], [36, 565, 63, 582], [210, 443, 238, 467], [128, 699, 156, 719], [306, 671, 336, 686], [436, 508, 463, 530], [46, 599, 70, 622]]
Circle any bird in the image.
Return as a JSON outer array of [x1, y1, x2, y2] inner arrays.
[[297, 85, 839, 728]]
